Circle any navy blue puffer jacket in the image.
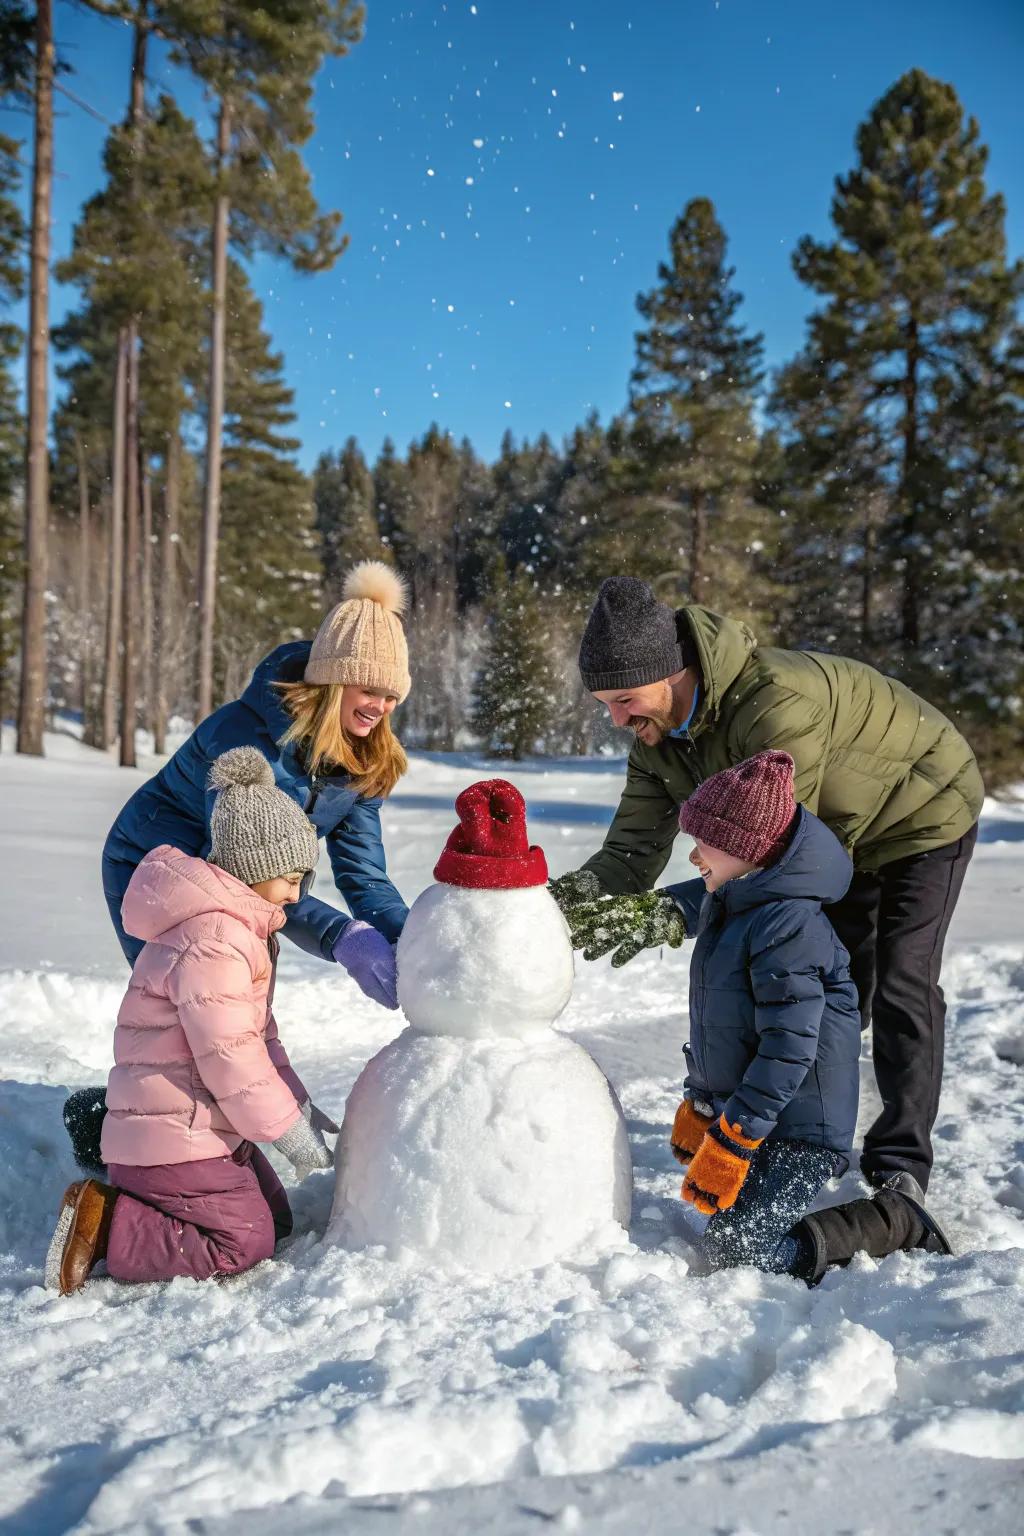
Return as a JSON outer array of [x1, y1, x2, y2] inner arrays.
[[666, 807, 861, 1159], [102, 642, 408, 965]]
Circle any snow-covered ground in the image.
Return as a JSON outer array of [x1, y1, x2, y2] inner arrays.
[[1, 728, 1022, 1534]]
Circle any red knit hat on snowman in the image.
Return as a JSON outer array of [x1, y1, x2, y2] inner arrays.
[[434, 779, 548, 889], [679, 750, 797, 866]]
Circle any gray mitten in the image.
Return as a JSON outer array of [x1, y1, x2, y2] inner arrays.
[[301, 1098, 341, 1135], [273, 1114, 333, 1177]]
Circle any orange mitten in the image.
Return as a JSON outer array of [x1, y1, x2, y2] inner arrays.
[[670, 1099, 714, 1165], [682, 1115, 763, 1215]]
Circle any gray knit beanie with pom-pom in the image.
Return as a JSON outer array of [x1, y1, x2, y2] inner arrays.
[[207, 747, 319, 886]]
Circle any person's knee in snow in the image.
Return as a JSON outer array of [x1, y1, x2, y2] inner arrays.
[[659, 754, 861, 1243], [45, 747, 338, 1295]]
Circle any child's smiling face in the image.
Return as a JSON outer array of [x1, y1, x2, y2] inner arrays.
[[689, 838, 760, 893]]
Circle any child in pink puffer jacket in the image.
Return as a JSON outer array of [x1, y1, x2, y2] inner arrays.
[[45, 747, 339, 1295]]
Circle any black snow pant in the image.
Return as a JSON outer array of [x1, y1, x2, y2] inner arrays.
[[825, 824, 978, 1192]]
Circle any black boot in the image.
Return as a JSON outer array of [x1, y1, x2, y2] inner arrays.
[[875, 1172, 953, 1257], [63, 1087, 108, 1177], [793, 1179, 953, 1286]]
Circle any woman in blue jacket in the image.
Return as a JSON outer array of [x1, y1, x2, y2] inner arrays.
[[102, 562, 412, 1009]]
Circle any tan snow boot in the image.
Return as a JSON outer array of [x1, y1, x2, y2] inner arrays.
[[44, 1179, 118, 1295]]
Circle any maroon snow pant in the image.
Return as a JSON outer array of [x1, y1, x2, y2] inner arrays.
[[106, 1142, 292, 1283]]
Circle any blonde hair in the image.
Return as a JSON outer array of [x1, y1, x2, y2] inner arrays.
[[275, 680, 408, 800]]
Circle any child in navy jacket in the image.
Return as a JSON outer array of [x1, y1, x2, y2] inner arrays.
[[666, 751, 949, 1280]]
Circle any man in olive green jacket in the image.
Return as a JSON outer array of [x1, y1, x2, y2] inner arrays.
[[554, 577, 983, 1193]]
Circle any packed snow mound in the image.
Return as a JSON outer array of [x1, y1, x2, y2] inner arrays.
[[329, 1029, 633, 1270], [396, 883, 574, 1040]]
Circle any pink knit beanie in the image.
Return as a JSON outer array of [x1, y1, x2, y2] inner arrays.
[[679, 751, 797, 866]]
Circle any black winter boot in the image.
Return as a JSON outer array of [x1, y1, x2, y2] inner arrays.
[[875, 1172, 953, 1257], [63, 1087, 108, 1177], [792, 1179, 953, 1286]]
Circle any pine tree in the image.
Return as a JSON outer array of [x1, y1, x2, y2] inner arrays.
[[452, 437, 495, 609], [158, 0, 364, 719], [766, 350, 889, 655], [492, 430, 562, 576], [472, 564, 560, 760], [215, 261, 320, 700], [55, 95, 209, 746], [789, 69, 1024, 775], [372, 437, 412, 556], [630, 197, 764, 610], [399, 426, 461, 747], [314, 438, 387, 601]]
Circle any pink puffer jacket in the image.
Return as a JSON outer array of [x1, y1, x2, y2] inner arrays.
[[101, 845, 306, 1167]]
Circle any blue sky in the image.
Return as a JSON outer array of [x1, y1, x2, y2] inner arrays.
[[8, 0, 1024, 468]]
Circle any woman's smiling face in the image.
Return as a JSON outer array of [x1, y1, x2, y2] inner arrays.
[[340, 686, 398, 738], [689, 838, 760, 892]]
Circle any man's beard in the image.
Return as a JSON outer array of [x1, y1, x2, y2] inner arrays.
[[631, 709, 674, 744]]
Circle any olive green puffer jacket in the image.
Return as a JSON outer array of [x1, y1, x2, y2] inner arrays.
[[584, 606, 984, 892]]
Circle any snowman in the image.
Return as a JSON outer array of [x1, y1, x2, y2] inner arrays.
[[327, 778, 633, 1272]]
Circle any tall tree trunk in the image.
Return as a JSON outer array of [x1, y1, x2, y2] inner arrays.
[[900, 319, 921, 650], [75, 431, 92, 727], [117, 14, 149, 769], [153, 426, 180, 756], [119, 327, 140, 768], [689, 488, 707, 606], [101, 336, 128, 749], [140, 448, 154, 737], [17, 0, 55, 757], [197, 95, 232, 722]]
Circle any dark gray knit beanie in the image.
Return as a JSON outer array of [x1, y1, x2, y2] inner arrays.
[[208, 747, 319, 886], [578, 577, 698, 691]]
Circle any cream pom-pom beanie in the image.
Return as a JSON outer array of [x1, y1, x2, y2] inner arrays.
[[304, 561, 411, 701]]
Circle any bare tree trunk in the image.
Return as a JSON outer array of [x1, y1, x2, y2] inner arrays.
[[117, 16, 148, 769], [101, 336, 128, 749], [689, 488, 707, 606], [140, 449, 154, 736], [153, 427, 180, 756], [197, 95, 232, 722], [17, 0, 55, 757], [119, 327, 140, 768], [75, 431, 92, 727]]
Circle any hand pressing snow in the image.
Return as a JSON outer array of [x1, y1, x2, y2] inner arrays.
[[332, 920, 399, 1009], [273, 1113, 333, 1178]]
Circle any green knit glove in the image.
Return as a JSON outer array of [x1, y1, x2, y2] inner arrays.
[[548, 867, 604, 914], [568, 890, 687, 967]]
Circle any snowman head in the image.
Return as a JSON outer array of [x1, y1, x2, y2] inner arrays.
[[397, 779, 573, 1041]]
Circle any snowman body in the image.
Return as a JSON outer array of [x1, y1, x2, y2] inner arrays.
[[328, 881, 633, 1271]]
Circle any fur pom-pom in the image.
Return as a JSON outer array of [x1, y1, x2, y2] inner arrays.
[[342, 560, 408, 616], [208, 746, 275, 792]]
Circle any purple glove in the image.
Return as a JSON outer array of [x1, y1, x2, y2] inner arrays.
[[332, 920, 399, 1010]]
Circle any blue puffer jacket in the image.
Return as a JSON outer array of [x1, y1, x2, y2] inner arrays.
[[102, 642, 409, 965], [667, 807, 861, 1159]]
